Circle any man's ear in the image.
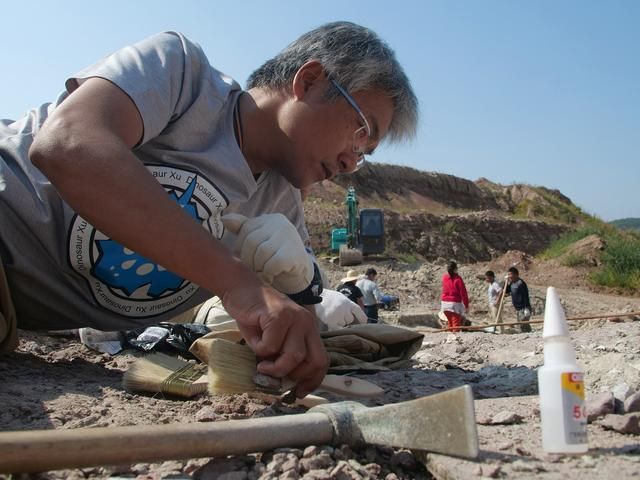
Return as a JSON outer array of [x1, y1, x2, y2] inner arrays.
[[291, 61, 327, 99]]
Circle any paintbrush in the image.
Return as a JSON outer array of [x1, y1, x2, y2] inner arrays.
[[123, 353, 209, 398], [207, 338, 384, 398], [122, 352, 330, 406]]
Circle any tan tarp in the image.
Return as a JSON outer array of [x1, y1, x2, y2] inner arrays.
[[190, 323, 423, 373]]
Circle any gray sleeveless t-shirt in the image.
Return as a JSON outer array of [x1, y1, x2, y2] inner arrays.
[[0, 31, 307, 330]]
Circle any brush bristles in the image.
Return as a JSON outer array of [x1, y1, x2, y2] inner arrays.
[[123, 353, 208, 398], [208, 339, 258, 394]]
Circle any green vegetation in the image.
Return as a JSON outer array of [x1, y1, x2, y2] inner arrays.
[[396, 252, 420, 264], [541, 222, 640, 291], [540, 225, 602, 259], [561, 253, 589, 267], [590, 235, 640, 290], [610, 217, 640, 231], [513, 186, 590, 224], [440, 221, 457, 235]]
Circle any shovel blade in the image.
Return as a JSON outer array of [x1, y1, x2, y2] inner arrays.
[[354, 385, 478, 459]]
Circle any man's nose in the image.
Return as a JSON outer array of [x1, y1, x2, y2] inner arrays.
[[338, 151, 359, 174]]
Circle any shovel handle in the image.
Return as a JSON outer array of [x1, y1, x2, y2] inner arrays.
[[0, 413, 333, 474]]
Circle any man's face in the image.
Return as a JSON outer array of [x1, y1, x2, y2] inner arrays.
[[276, 77, 394, 188], [508, 271, 518, 283], [485, 275, 493, 284]]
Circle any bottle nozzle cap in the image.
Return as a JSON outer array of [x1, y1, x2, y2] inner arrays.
[[543, 286, 570, 338]]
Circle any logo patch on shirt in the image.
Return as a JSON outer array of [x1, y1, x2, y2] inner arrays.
[[68, 165, 227, 317]]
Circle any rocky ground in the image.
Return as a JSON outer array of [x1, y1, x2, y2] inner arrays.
[[1, 254, 639, 479]]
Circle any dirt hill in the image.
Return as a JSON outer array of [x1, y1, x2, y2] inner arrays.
[[303, 163, 585, 262]]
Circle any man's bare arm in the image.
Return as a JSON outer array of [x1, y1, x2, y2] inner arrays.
[[29, 78, 328, 395]]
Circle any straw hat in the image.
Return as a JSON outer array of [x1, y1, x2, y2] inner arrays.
[[340, 269, 361, 283]]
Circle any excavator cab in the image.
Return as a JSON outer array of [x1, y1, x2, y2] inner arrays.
[[331, 186, 385, 266], [359, 208, 385, 255]]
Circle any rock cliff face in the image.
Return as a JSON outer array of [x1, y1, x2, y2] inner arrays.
[[333, 164, 500, 211], [304, 163, 578, 262]]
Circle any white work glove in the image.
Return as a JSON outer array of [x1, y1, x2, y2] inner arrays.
[[313, 289, 367, 330], [222, 213, 314, 294]]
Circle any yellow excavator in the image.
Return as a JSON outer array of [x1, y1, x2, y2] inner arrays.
[[330, 186, 385, 266]]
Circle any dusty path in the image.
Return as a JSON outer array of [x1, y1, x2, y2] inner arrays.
[[1, 258, 638, 479]]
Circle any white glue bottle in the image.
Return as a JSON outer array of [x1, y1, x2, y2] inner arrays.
[[538, 286, 588, 453]]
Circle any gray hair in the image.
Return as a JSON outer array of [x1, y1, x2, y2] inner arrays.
[[247, 21, 418, 143]]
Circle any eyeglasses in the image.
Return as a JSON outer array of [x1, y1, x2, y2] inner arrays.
[[330, 78, 371, 171]]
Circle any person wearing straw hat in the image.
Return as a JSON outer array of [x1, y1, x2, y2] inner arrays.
[[336, 270, 365, 311]]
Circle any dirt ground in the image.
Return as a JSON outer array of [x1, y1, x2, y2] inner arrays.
[[1, 254, 639, 479]]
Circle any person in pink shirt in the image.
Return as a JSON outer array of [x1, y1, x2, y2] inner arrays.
[[440, 261, 469, 332]]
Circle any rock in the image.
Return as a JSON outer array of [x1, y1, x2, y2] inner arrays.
[[300, 452, 334, 471], [476, 415, 493, 425], [319, 446, 334, 456], [346, 459, 367, 475], [303, 446, 322, 458], [511, 460, 544, 472], [274, 448, 303, 458], [196, 457, 249, 478], [599, 413, 640, 435], [363, 463, 382, 478], [195, 406, 222, 422], [483, 464, 502, 478], [586, 391, 616, 421], [612, 383, 634, 401], [364, 446, 378, 463], [281, 455, 300, 473], [335, 445, 354, 461], [496, 441, 513, 450], [389, 451, 416, 470], [490, 411, 523, 425], [266, 454, 286, 474], [301, 470, 333, 480], [279, 470, 300, 480], [580, 455, 598, 468], [624, 391, 640, 413], [330, 460, 360, 480], [130, 463, 149, 474]]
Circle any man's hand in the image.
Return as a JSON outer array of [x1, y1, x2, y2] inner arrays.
[[221, 283, 329, 398], [222, 213, 314, 294], [314, 289, 367, 330]]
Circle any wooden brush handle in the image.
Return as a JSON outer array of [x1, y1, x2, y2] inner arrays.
[[0, 414, 334, 473], [317, 375, 384, 398], [257, 373, 384, 398]]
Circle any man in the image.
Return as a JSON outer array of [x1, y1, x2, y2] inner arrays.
[[484, 270, 504, 321], [506, 267, 532, 333], [356, 268, 384, 322], [336, 270, 365, 311], [0, 22, 418, 397]]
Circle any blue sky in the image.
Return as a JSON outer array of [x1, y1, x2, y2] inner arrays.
[[3, 0, 638, 220]]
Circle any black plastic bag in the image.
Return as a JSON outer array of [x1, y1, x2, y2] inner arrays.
[[125, 323, 210, 357]]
